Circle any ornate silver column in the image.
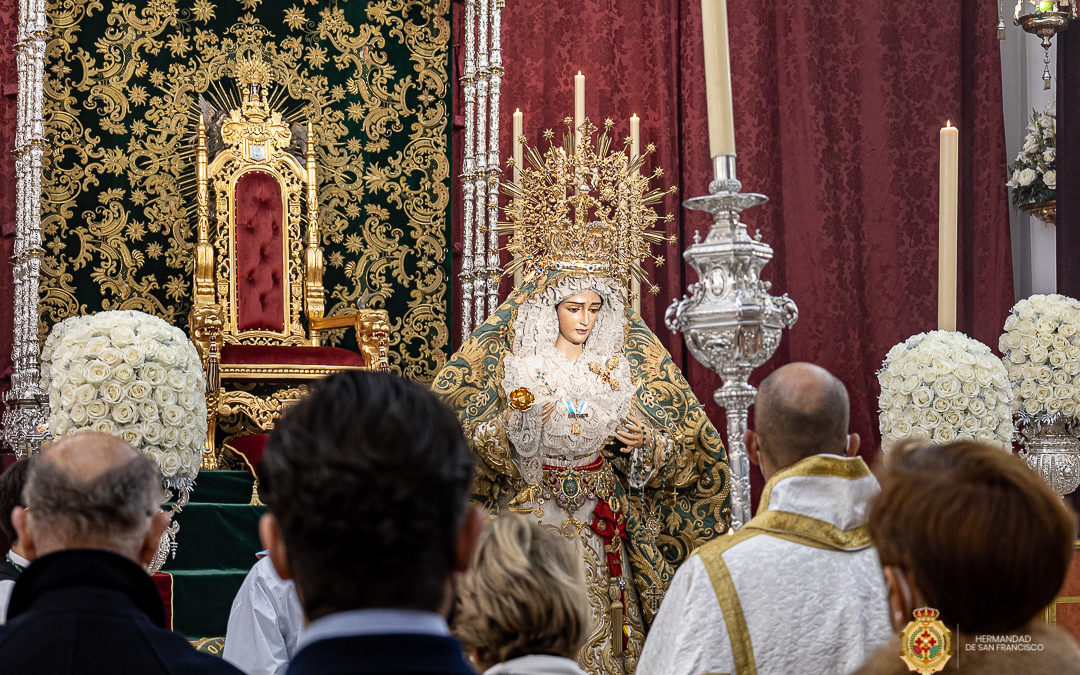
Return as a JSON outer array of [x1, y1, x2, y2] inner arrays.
[[666, 156, 798, 529], [459, 0, 477, 340], [458, 0, 503, 339], [3, 0, 50, 457]]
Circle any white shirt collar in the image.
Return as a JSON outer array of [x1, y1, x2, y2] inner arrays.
[[6, 550, 29, 569], [297, 609, 450, 650]]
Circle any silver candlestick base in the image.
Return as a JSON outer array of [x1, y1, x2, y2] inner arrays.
[[666, 154, 798, 530]]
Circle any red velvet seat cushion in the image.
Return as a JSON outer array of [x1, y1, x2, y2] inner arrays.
[[221, 344, 367, 367], [226, 433, 268, 475]]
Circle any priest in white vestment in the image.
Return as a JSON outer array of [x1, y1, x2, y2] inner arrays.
[[638, 363, 892, 675], [223, 554, 303, 675]]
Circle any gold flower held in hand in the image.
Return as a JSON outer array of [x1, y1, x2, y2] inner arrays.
[[508, 386, 536, 411]]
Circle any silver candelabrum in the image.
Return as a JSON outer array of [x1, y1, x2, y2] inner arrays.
[[666, 156, 798, 530]]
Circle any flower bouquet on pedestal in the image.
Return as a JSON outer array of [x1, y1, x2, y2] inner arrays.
[[1007, 102, 1056, 225], [877, 331, 1013, 452], [41, 310, 207, 572], [1000, 294, 1080, 497]]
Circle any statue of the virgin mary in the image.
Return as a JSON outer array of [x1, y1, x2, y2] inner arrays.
[[433, 121, 729, 675]]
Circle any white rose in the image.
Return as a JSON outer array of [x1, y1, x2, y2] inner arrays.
[[1053, 370, 1069, 385], [70, 405, 89, 426], [126, 381, 152, 402], [1044, 170, 1056, 190], [111, 363, 134, 383], [179, 427, 195, 450], [1004, 314, 1019, 332], [145, 448, 164, 466], [161, 405, 185, 427], [85, 397, 109, 419], [101, 382, 125, 405], [156, 348, 177, 367], [139, 401, 160, 421], [141, 363, 167, 387], [1018, 168, 1037, 186], [109, 325, 137, 346], [154, 387, 177, 406], [85, 360, 111, 384], [934, 426, 956, 443], [900, 360, 920, 379], [59, 388, 76, 409], [961, 415, 981, 433], [1059, 322, 1077, 339], [180, 449, 200, 472], [161, 426, 181, 448], [1030, 346, 1049, 364], [84, 337, 108, 357], [160, 452, 182, 477], [1037, 366, 1054, 383], [1024, 398, 1042, 415], [968, 398, 988, 416], [933, 376, 962, 399], [943, 410, 962, 427], [51, 414, 73, 437], [66, 362, 86, 385], [166, 371, 187, 391], [121, 346, 144, 366], [911, 387, 934, 408], [961, 380, 979, 397], [91, 419, 116, 435], [111, 401, 138, 425], [99, 347, 122, 367], [918, 409, 941, 428], [932, 397, 951, 413], [178, 392, 198, 412], [142, 422, 163, 446], [1047, 397, 1062, 414], [75, 383, 98, 406], [916, 350, 934, 366], [1050, 351, 1067, 368], [119, 425, 143, 446]]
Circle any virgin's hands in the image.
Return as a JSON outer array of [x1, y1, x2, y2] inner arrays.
[[615, 414, 648, 449]]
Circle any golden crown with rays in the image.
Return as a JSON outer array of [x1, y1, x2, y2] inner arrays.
[[499, 116, 677, 295]]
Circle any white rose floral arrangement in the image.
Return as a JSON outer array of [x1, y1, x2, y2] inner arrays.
[[1006, 102, 1055, 208], [41, 310, 207, 493], [877, 331, 1013, 452], [998, 294, 1080, 421]]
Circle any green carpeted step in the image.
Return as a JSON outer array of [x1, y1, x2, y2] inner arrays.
[[168, 569, 250, 639], [168, 503, 265, 571], [189, 470, 257, 504]]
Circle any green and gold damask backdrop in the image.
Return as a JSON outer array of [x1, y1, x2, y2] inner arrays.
[[41, 0, 451, 380]]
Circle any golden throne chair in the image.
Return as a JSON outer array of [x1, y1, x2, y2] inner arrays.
[[190, 65, 389, 459]]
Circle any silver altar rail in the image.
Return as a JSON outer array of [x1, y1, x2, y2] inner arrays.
[[459, 0, 504, 340], [3, 0, 50, 456]]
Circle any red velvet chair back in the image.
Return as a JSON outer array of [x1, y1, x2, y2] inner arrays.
[[234, 171, 285, 333]]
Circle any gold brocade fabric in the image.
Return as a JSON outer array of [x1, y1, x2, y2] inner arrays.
[[40, 1, 452, 380], [432, 269, 731, 631]]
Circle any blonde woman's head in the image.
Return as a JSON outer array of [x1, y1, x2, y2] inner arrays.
[[454, 514, 589, 669]]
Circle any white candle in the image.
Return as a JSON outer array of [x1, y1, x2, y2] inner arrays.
[[938, 121, 958, 332], [700, 0, 736, 157], [513, 108, 523, 183], [630, 113, 642, 313], [574, 71, 585, 148]]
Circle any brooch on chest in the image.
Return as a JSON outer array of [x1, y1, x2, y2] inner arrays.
[[588, 355, 622, 391], [565, 399, 589, 436]]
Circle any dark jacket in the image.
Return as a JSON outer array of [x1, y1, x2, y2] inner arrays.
[[0, 554, 20, 584], [0, 549, 242, 674], [287, 633, 476, 674]]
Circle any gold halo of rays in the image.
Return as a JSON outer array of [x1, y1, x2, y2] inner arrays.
[[498, 116, 677, 297]]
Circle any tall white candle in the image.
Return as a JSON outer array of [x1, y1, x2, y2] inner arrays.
[[574, 71, 585, 148], [938, 121, 958, 332], [630, 113, 640, 162], [700, 0, 736, 157], [512, 108, 523, 183]]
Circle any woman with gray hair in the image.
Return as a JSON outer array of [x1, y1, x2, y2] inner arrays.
[[454, 514, 589, 675]]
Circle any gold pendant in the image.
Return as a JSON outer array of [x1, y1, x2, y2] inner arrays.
[[572, 419, 581, 436]]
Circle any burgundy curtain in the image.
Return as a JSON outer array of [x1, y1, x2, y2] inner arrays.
[[453, 0, 1013, 496]]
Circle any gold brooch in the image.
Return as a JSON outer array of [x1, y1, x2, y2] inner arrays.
[[509, 387, 536, 411]]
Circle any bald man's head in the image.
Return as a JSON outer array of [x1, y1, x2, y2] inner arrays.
[[17, 432, 167, 563], [753, 363, 851, 470]]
